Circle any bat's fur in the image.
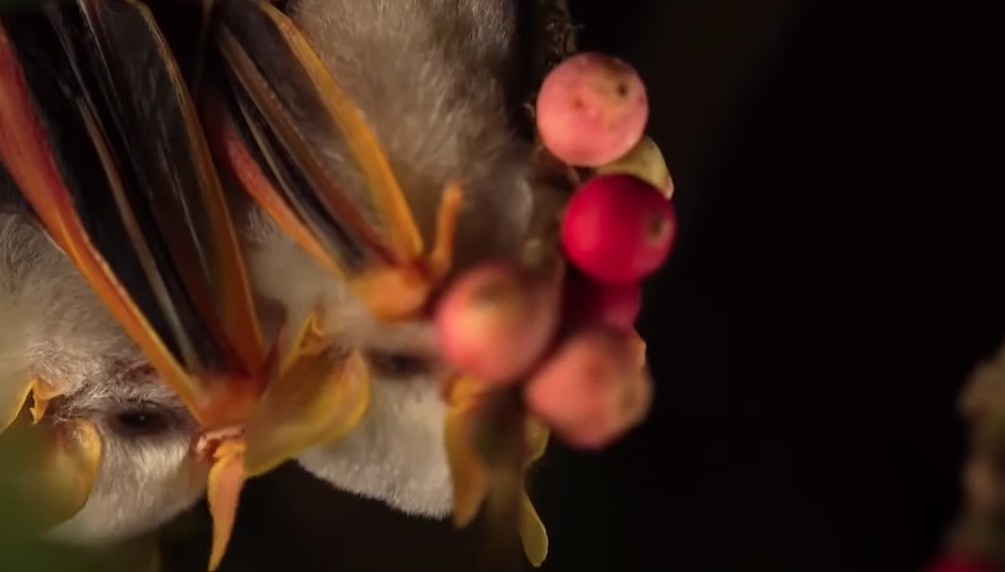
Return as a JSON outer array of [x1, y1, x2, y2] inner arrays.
[[249, 226, 455, 516], [0, 213, 206, 545], [242, 0, 534, 517]]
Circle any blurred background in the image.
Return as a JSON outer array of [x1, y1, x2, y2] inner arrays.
[[2, 0, 1000, 570]]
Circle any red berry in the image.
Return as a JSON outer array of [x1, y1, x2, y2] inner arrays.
[[536, 53, 649, 167], [562, 174, 676, 284], [435, 264, 559, 385]]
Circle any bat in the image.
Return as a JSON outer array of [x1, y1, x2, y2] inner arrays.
[[205, 0, 562, 566]]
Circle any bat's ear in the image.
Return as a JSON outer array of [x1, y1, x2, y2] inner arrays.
[[0, 315, 99, 532], [520, 419, 550, 567], [444, 376, 492, 528], [0, 418, 102, 531], [206, 440, 245, 572], [242, 322, 372, 478], [0, 275, 32, 434]]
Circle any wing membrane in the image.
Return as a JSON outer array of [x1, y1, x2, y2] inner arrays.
[[0, 2, 266, 425], [203, 87, 357, 278], [67, 0, 265, 373], [215, 0, 423, 273]]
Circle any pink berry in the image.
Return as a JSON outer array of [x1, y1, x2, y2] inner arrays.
[[564, 272, 643, 330], [525, 327, 653, 449], [562, 174, 676, 284], [435, 264, 559, 385], [536, 53, 649, 167]]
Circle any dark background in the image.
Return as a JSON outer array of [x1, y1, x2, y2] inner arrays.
[[183, 1, 1001, 571]]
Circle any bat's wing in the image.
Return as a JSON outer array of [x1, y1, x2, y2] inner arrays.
[[0, 2, 269, 428], [211, 0, 463, 323], [1, 5, 377, 564], [0, 4, 352, 566]]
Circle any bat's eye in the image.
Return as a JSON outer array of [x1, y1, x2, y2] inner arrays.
[[108, 407, 170, 437], [365, 350, 435, 379]]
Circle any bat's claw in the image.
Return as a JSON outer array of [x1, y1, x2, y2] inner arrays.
[[351, 183, 464, 322], [194, 426, 246, 462], [29, 380, 64, 425], [352, 266, 432, 323], [1, 378, 66, 434]]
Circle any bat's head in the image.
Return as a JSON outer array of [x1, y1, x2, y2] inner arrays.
[[0, 213, 207, 545], [43, 366, 207, 546], [243, 214, 451, 516], [226, 0, 548, 518]]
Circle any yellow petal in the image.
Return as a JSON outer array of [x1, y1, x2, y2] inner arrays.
[[445, 406, 489, 527], [519, 490, 549, 567], [243, 348, 371, 477], [207, 442, 246, 571]]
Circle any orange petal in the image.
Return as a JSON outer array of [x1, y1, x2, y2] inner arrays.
[[207, 441, 246, 571]]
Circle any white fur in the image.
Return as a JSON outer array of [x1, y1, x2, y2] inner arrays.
[[285, 0, 533, 272], [236, 0, 533, 518], [247, 223, 453, 516], [0, 214, 207, 545]]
